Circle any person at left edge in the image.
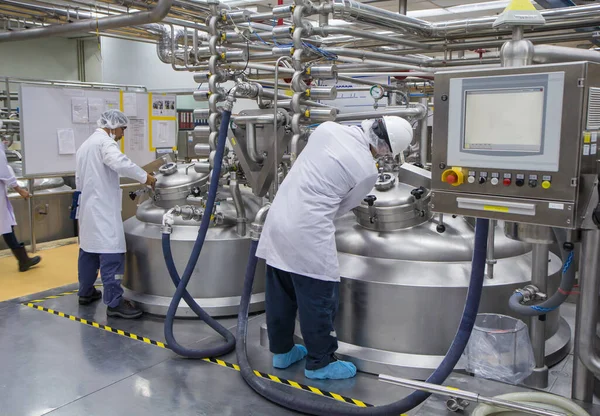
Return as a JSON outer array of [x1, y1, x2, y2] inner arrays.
[[76, 110, 157, 319]]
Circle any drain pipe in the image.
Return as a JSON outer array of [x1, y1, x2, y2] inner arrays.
[[230, 171, 247, 237], [0, 0, 174, 42]]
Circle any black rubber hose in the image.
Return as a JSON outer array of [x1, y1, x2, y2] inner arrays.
[[236, 218, 489, 415], [508, 227, 576, 316], [161, 109, 235, 358]]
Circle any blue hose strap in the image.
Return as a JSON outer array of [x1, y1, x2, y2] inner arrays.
[[562, 251, 574, 273], [531, 305, 557, 313]]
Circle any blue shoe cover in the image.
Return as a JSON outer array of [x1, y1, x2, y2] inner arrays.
[[273, 344, 307, 369], [304, 360, 357, 380]]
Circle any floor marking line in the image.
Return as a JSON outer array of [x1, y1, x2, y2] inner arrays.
[[23, 297, 375, 408]]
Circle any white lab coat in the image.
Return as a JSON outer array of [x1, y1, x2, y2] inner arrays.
[[76, 129, 147, 254], [0, 144, 17, 235], [256, 121, 378, 282]]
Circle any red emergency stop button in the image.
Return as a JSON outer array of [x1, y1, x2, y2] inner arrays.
[[446, 174, 458, 184], [503, 178, 512, 186], [441, 168, 464, 187]]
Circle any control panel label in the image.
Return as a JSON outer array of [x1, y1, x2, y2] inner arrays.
[[584, 144, 591, 156], [491, 172, 499, 178], [516, 174, 525, 180], [503, 173, 512, 179], [529, 175, 538, 180], [549, 203, 565, 210]]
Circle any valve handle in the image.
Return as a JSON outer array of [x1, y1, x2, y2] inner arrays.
[[364, 195, 377, 206]]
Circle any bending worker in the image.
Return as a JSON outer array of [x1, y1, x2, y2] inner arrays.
[[256, 116, 413, 380], [76, 110, 156, 319], [0, 123, 41, 272]]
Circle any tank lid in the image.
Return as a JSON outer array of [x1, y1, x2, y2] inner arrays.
[[353, 172, 431, 231], [152, 163, 209, 205]]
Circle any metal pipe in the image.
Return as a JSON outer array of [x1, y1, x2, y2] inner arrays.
[[28, 178, 35, 253], [379, 374, 566, 416], [526, 243, 550, 389], [322, 47, 429, 66], [272, 56, 291, 200], [246, 123, 264, 164], [334, 105, 426, 122], [418, 96, 428, 166], [572, 229, 600, 402], [233, 113, 283, 124], [486, 220, 496, 279], [0, 0, 174, 42], [230, 172, 246, 237], [399, 0, 407, 15], [316, 26, 426, 49], [533, 45, 600, 64]]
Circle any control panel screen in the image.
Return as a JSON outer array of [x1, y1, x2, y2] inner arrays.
[[463, 88, 544, 153]]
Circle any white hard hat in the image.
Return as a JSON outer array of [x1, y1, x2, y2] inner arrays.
[[382, 116, 413, 157]]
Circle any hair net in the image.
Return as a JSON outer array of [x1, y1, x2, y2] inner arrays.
[[97, 109, 129, 129], [361, 119, 392, 156]]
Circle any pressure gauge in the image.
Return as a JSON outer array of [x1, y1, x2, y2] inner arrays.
[[370, 85, 385, 100]]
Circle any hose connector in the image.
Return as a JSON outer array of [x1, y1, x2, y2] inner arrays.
[[515, 284, 547, 303], [250, 204, 271, 241], [161, 207, 177, 234]]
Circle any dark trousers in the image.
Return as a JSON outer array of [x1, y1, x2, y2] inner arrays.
[[266, 265, 340, 371], [2, 227, 20, 249], [78, 249, 125, 308]]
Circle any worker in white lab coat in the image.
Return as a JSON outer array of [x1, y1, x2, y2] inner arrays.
[[76, 110, 156, 319], [256, 116, 413, 380], [0, 123, 41, 272]]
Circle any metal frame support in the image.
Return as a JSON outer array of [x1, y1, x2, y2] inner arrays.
[[572, 229, 600, 402], [524, 243, 550, 389]]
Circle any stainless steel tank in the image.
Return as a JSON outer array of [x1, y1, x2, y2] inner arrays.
[[285, 165, 571, 378], [1, 161, 75, 249], [123, 162, 266, 317]]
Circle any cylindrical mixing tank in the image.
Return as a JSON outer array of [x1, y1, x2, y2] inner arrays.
[[123, 163, 266, 317], [285, 168, 571, 378]]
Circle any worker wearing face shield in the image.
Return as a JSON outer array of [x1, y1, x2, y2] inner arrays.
[[75, 110, 157, 319], [256, 116, 413, 380]]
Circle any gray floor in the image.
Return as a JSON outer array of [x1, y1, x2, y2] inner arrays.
[[1, 285, 599, 416]]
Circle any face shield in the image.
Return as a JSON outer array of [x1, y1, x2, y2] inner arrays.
[[361, 119, 392, 157]]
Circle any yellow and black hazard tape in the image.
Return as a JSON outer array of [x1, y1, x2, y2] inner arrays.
[[23, 297, 374, 408], [27, 284, 102, 304], [24, 303, 167, 348]]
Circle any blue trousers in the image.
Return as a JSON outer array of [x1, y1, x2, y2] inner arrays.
[[266, 265, 339, 371], [77, 249, 124, 308]]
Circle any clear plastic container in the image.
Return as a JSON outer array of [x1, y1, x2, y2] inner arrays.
[[464, 313, 535, 385]]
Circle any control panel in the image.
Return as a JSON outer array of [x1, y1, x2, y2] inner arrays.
[[431, 62, 600, 229]]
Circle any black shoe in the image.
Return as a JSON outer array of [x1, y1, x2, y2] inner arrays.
[[107, 299, 143, 319], [11, 244, 41, 272], [79, 288, 102, 305]]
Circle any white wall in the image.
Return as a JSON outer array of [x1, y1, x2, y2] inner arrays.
[[83, 39, 103, 83], [0, 38, 79, 80], [100, 37, 197, 90]]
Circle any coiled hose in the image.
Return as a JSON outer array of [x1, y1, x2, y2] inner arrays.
[[161, 109, 235, 358], [508, 228, 576, 316], [236, 218, 490, 415], [472, 392, 589, 416]]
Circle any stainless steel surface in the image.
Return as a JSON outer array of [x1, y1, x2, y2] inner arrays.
[[534, 45, 600, 65], [334, 105, 426, 122], [525, 244, 550, 389], [123, 165, 266, 317], [501, 39, 534, 68], [308, 172, 572, 378], [573, 230, 600, 402], [431, 62, 600, 229], [1, 162, 75, 250], [419, 97, 429, 166], [486, 220, 496, 279]]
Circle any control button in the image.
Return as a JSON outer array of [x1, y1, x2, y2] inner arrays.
[[467, 176, 476, 184], [479, 177, 487, 184], [542, 180, 551, 189], [490, 177, 499, 186], [441, 168, 464, 187], [516, 178, 525, 187], [503, 178, 512, 186], [529, 179, 538, 188]]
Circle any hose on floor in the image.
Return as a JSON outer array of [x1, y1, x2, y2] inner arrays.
[[472, 392, 590, 416], [161, 109, 236, 358], [236, 218, 490, 415], [509, 228, 576, 316]]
